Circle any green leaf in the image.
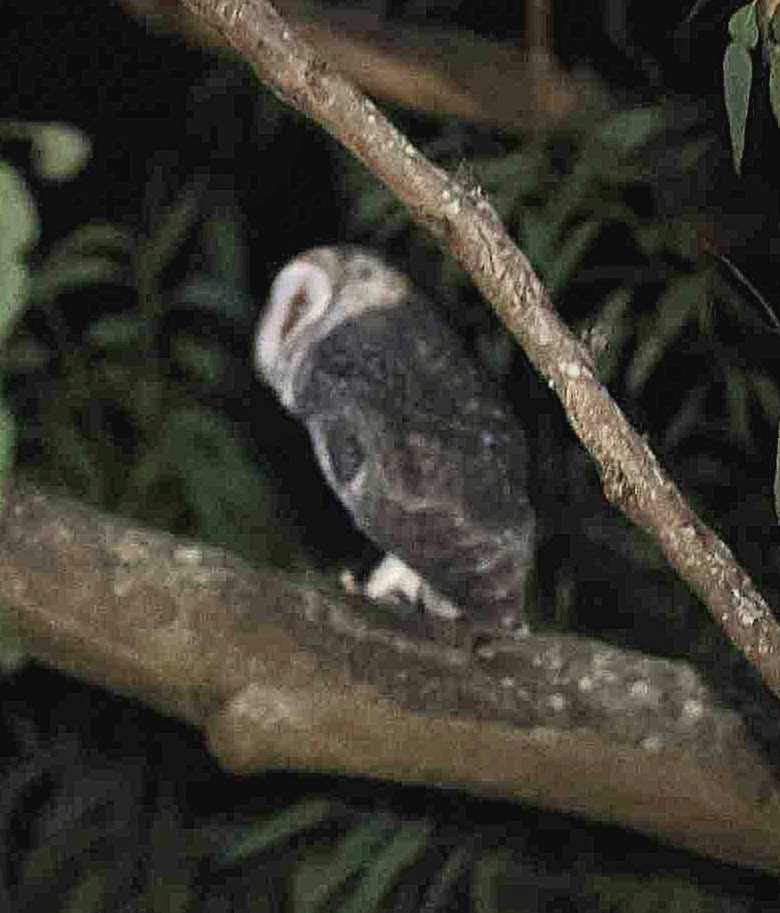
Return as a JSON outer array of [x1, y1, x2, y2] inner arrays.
[[147, 871, 192, 913], [749, 370, 780, 423], [627, 272, 709, 393], [728, 3, 759, 48], [664, 382, 709, 451], [596, 106, 666, 150], [472, 848, 509, 913], [217, 799, 334, 863], [0, 261, 29, 342], [29, 122, 91, 181], [339, 822, 433, 913], [519, 209, 554, 274], [62, 866, 109, 913], [4, 331, 48, 371], [0, 120, 90, 181], [589, 874, 712, 913], [86, 315, 156, 350], [48, 221, 130, 260], [769, 44, 780, 129], [543, 158, 593, 237], [588, 286, 634, 382], [164, 407, 277, 559], [677, 136, 714, 172], [292, 816, 395, 912], [199, 213, 243, 284], [47, 422, 104, 501], [31, 254, 123, 303], [139, 179, 202, 280], [175, 274, 254, 319], [585, 200, 637, 228], [545, 218, 601, 296], [0, 160, 39, 253], [633, 222, 665, 257], [725, 364, 751, 440], [124, 450, 166, 498], [352, 183, 400, 227], [723, 42, 753, 174], [595, 157, 648, 185], [475, 144, 545, 199], [664, 208, 705, 262], [94, 366, 163, 427], [170, 335, 222, 384]]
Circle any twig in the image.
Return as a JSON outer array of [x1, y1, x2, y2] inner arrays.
[[710, 248, 780, 337]]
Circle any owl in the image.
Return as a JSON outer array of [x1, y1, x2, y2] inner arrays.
[[255, 246, 536, 637]]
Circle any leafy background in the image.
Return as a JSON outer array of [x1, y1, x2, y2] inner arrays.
[[1, 0, 780, 909]]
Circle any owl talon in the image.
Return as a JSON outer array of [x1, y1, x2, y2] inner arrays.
[[365, 554, 463, 620], [365, 554, 424, 605]]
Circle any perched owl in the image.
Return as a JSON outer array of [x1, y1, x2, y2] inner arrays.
[[255, 246, 536, 637]]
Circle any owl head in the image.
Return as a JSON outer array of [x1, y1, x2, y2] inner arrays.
[[255, 246, 411, 409]]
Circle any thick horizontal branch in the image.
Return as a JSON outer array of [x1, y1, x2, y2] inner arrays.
[[181, 0, 780, 702], [1, 482, 780, 872]]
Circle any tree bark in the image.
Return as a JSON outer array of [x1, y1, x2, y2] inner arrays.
[[2, 481, 780, 871]]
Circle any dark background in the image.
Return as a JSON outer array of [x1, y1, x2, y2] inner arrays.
[[3, 1, 780, 909]]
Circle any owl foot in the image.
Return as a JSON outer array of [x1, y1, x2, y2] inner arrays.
[[364, 553, 463, 620], [341, 555, 498, 651]]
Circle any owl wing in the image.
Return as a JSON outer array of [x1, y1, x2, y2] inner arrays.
[[301, 304, 535, 633]]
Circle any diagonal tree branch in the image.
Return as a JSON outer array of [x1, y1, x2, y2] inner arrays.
[[181, 0, 780, 699]]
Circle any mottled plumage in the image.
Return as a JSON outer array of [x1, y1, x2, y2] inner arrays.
[[255, 246, 535, 635]]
